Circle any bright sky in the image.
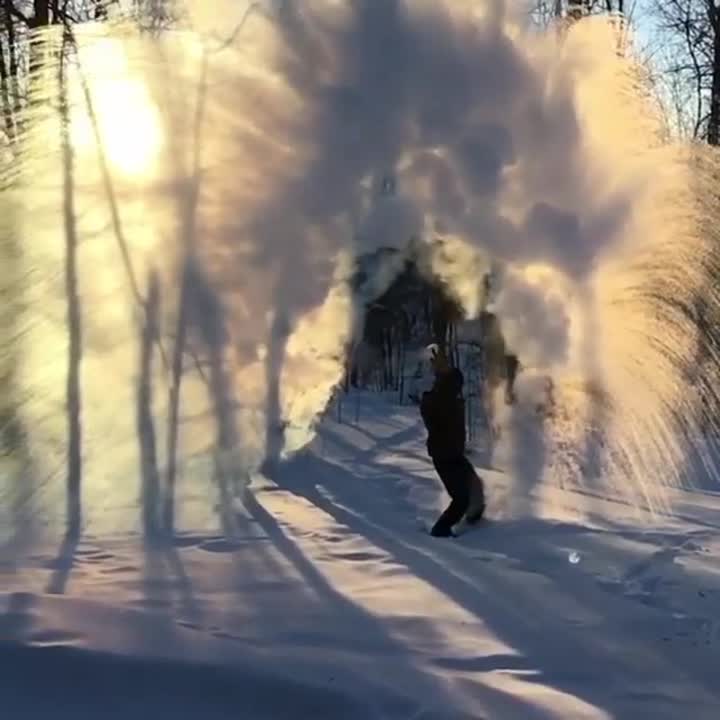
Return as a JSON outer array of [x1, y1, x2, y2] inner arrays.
[[629, 0, 657, 51]]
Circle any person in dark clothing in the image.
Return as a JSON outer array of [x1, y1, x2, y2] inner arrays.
[[420, 346, 485, 537]]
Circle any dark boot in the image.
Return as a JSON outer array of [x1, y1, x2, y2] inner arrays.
[[431, 457, 471, 535], [430, 523, 455, 537]]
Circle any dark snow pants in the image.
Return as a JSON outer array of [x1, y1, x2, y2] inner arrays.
[[431, 456, 484, 534]]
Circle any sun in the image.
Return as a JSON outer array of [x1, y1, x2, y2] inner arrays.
[[70, 33, 163, 178]]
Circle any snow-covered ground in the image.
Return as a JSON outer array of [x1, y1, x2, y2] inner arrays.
[[2, 391, 720, 719]]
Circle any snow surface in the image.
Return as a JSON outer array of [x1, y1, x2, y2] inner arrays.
[[2, 391, 720, 719]]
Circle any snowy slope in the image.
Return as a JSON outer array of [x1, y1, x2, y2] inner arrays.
[[2, 391, 720, 719]]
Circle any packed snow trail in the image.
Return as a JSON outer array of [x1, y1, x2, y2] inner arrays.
[[2, 392, 720, 719]]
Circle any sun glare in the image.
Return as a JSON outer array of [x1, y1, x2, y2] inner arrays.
[[70, 36, 163, 177]]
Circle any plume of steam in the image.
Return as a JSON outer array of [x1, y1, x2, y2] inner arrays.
[[2, 1, 719, 535]]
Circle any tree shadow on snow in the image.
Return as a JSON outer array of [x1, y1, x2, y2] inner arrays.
[[242, 488, 557, 720], [271, 445, 720, 718], [133, 269, 200, 621]]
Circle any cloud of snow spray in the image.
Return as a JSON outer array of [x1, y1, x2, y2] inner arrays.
[[2, 0, 720, 537]]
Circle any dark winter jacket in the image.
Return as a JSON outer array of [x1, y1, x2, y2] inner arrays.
[[420, 367, 466, 460]]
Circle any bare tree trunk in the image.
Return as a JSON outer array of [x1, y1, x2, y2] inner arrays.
[[138, 273, 162, 540], [0, 35, 14, 140], [31, 1, 50, 28], [59, 25, 83, 538], [2, 1, 21, 120], [164, 50, 209, 533], [709, 3, 720, 146]]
